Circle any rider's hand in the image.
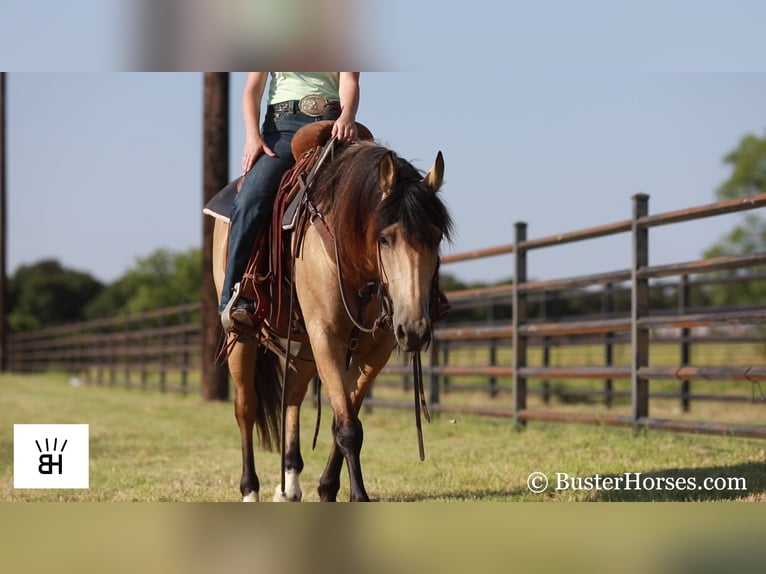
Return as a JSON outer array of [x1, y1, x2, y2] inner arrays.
[[242, 136, 276, 174], [332, 116, 358, 144]]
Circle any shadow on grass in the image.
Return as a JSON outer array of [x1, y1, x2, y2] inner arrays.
[[387, 489, 517, 502]]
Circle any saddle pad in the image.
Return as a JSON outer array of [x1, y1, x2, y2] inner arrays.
[[202, 177, 241, 223]]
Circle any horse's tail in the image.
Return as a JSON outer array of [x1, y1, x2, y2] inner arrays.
[[253, 344, 282, 452]]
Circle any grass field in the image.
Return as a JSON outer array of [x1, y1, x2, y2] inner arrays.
[[1, 372, 764, 502]]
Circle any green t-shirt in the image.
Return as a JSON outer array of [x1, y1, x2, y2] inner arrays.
[[268, 72, 340, 105]]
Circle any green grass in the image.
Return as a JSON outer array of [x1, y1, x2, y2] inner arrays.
[[1, 373, 764, 502]]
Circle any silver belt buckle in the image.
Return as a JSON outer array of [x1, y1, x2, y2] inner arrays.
[[299, 94, 327, 117]]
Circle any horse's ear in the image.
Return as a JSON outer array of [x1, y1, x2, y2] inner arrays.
[[379, 151, 397, 198], [423, 151, 444, 192]]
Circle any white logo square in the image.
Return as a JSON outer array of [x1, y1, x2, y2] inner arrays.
[[14, 424, 89, 489]]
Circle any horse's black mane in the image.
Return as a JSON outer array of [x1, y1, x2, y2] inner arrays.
[[311, 141, 453, 254]]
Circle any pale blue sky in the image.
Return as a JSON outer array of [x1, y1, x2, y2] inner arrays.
[[6, 72, 766, 285], [2, 2, 766, 285]]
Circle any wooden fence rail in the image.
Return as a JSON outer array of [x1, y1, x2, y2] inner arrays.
[[6, 193, 766, 439], [416, 192, 766, 438]]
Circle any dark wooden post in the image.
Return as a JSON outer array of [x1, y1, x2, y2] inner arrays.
[[603, 282, 614, 408], [201, 73, 230, 401], [123, 314, 131, 388], [158, 311, 167, 393], [140, 309, 149, 390], [631, 194, 650, 435], [402, 350, 410, 391], [512, 221, 528, 428], [180, 304, 190, 394], [109, 322, 117, 386], [429, 338, 440, 405], [486, 299, 497, 398], [540, 291, 551, 404], [441, 340, 450, 393], [96, 324, 104, 386], [0, 73, 6, 373], [679, 274, 691, 412]]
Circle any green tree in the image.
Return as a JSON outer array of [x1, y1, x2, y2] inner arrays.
[[7, 259, 104, 331], [83, 247, 201, 319], [703, 132, 766, 306]]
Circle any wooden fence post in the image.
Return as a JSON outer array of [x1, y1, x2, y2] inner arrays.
[[603, 282, 614, 408], [429, 338, 440, 405], [141, 309, 149, 390], [79, 323, 89, 384], [679, 274, 691, 412], [442, 340, 450, 394], [159, 312, 167, 393], [201, 72, 230, 401], [540, 291, 550, 404], [512, 221, 528, 428], [488, 299, 497, 398], [631, 194, 650, 435], [123, 313, 131, 389], [109, 323, 117, 386], [181, 304, 189, 394], [401, 352, 410, 391], [96, 323, 104, 386]]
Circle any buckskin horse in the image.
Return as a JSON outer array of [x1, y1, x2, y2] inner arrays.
[[211, 129, 453, 502]]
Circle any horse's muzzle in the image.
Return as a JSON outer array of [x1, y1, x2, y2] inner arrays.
[[395, 319, 432, 352]]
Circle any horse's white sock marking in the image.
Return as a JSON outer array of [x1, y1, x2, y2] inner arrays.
[[273, 469, 302, 502], [242, 491, 259, 502]]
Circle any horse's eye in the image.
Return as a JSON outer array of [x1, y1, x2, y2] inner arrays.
[[379, 235, 390, 247]]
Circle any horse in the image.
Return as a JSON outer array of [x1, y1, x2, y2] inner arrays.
[[211, 138, 453, 502]]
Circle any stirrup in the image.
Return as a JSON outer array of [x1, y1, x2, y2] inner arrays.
[[221, 281, 242, 330]]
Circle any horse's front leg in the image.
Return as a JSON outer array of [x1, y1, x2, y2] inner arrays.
[[336, 415, 368, 502], [273, 343, 316, 502], [308, 335, 370, 501], [317, 334, 397, 502], [317, 415, 366, 502], [317, 425, 344, 501]]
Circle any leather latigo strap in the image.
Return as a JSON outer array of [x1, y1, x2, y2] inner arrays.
[[270, 145, 324, 323]]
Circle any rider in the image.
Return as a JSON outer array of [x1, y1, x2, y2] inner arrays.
[[220, 72, 361, 329]]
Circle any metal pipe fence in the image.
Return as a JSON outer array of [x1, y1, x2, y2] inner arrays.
[[6, 192, 766, 438]]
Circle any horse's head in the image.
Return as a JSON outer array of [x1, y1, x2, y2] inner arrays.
[[376, 151, 452, 352]]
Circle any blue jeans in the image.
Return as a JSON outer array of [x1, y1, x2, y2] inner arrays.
[[220, 109, 322, 312]]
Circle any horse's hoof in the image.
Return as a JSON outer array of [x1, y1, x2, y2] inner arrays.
[[242, 491, 259, 502], [272, 469, 302, 502], [274, 485, 303, 502]]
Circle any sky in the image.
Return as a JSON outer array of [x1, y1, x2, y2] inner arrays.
[[2, 3, 766, 286]]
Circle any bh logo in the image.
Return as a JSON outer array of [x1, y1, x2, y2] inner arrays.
[[14, 424, 89, 489], [36, 437, 67, 475]]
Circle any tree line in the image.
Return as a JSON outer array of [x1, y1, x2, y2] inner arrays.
[[7, 248, 200, 332], [6, 130, 765, 333]]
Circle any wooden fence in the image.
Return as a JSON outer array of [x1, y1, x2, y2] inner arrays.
[[6, 192, 766, 438], [402, 192, 766, 439], [6, 303, 202, 393]]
